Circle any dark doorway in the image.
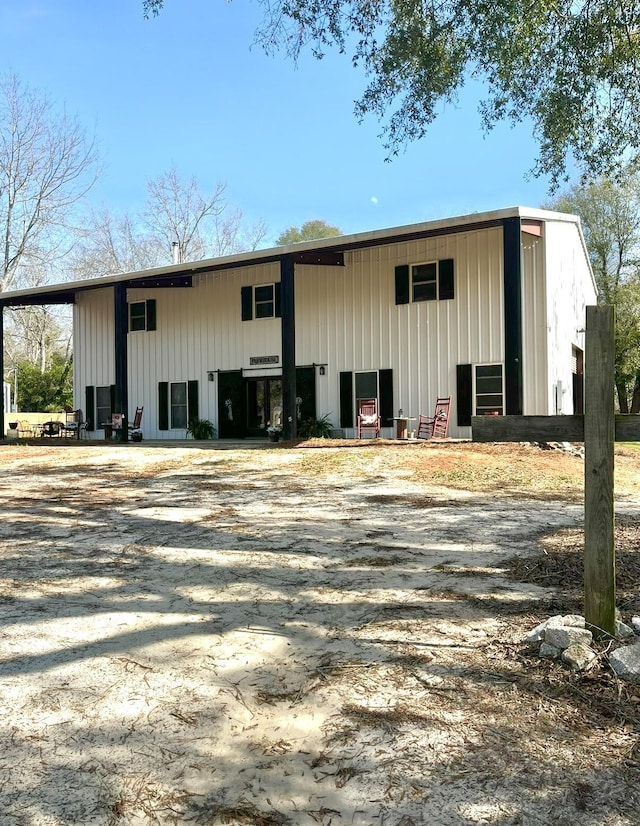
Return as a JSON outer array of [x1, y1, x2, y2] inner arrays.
[[217, 370, 246, 439], [572, 346, 584, 414], [246, 377, 283, 437]]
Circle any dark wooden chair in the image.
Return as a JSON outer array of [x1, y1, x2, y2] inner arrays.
[[356, 398, 380, 439], [417, 397, 451, 440], [128, 406, 144, 432], [62, 409, 86, 439]]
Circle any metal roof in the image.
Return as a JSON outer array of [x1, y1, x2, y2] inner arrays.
[[0, 206, 584, 307]]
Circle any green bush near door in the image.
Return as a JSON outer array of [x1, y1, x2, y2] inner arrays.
[[186, 418, 217, 439]]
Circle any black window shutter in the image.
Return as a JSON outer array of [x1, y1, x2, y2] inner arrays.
[[188, 380, 199, 423], [85, 386, 95, 431], [158, 382, 169, 431], [146, 299, 157, 330], [395, 265, 410, 305], [241, 286, 253, 321], [339, 371, 354, 428], [296, 366, 316, 422], [457, 364, 473, 427], [110, 384, 116, 415], [274, 282, 281, 318], [438, 259, 455, 300], [379, 369, 394, 427]]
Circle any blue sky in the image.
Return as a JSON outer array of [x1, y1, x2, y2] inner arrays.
[[1, 1, 558, 245]]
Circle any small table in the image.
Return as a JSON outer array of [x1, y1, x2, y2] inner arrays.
[[393, 416, 416, 440]]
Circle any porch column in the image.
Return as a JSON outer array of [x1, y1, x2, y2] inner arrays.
[[503, 217, 523, 415], [280, 254, 297, 439], [114, 282, 129, 442]]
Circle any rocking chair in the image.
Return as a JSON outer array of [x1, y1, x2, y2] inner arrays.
[[129, 406, 144, 432], [356, 398, 381, 439], [417, 397, 451, 440]]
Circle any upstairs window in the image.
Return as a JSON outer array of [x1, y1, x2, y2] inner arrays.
[[241, 284, 281, 321], [412, 263, 437, 302], [255, 284, 275, 318], [129, 299, 157, 332], [395, 259, 455, 304]]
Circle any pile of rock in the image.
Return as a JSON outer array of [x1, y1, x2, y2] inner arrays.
[[523, 613, 640, 683], [533, 441, 585, 459]]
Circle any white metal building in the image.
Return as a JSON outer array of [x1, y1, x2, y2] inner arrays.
[[0, 206, 596, 440]]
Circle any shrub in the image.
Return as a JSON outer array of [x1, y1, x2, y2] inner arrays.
[[298, 414, 333, 439], [186, 418, 217, 439]]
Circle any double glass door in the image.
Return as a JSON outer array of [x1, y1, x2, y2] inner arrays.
[[246, 378, 283, 437]]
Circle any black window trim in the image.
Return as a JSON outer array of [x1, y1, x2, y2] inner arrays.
[[129, 298, 156, 332], [474, 362, 505, 416], [241, 283, 281, 321], [254, 282, 276, 319], [407, 258, 455, 303]]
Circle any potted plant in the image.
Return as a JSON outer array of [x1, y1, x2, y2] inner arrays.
[[266, 422, 282, 442], [186, 418, 217, 440], [298, 413, 333, 439]]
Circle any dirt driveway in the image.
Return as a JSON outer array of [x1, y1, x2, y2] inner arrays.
[[0, 440, 639, 825]]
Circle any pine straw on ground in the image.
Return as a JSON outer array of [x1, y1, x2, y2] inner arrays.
[[1, 440, 640, 825], [504, 514, 640, 616]]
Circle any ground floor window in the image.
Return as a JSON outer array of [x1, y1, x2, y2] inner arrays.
[[96, 386, 111, 430], [355, 371, 378, 403], [158, 380, 199, 431], [340, 368, 394, 428], [170, 382, 188, 429], [475, 364, 504, 416]]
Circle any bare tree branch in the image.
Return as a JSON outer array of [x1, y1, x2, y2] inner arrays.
[[0, 73, 98, 293]]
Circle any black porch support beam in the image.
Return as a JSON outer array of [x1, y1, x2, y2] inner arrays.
[[293, 251, 344, 267], [113, 283, 129, 442], [127, 275, 193, 289], [503, 217, 523, 415], [280, 254, 296, 440]]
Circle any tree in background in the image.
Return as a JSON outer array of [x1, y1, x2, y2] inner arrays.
[[144, 0, 640, 188], [143, 168, 227, 264], [4, 306, 73, 411], [0, 71, 96, 406], [71, 167, 268, 277], [548, 174, 640, 412], [276, 219, 342, 246], [70, 207, 160, 277], [14, 353, 73, 413], [144, 167, 268, 261], [0, 72, 97, 293]]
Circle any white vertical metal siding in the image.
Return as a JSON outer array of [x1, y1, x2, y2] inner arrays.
[[73, 220, 593, 441], [295, 226, 505, 437], [521, 233, 548, 414], [73, 289, 114, 437], [126, 263, 281, 438], [544, 221, 596, 414], [75, 265, 282, 439]]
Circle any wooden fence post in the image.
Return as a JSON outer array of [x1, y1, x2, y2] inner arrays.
[[584, 305, 616, 637]]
